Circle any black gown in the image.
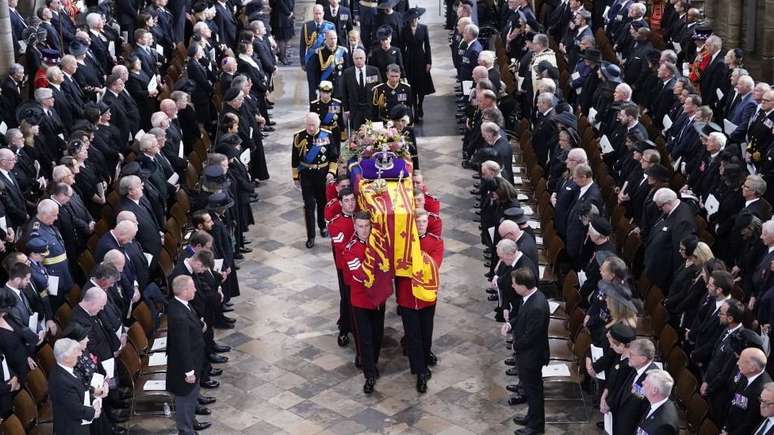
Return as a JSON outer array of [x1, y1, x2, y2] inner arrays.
[[400, 23, 435, 100]]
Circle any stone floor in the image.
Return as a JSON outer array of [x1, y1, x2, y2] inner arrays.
[[128, 1, 604, 433]]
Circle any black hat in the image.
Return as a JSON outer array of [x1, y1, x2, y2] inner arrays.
[[389, 104, 411, 121], [626, 129, 647, 144], [223, 87, 242, 102], [729, 328, 764, 353], [192, 1, 207, 13], [27, 237, 49, 255], [216, 144, 240, 159], [62, 322, 91, 341], [694, 121, 722, 139], [681, 235, 699, 257], [207, 191, 234, 210], [589, 216, 612, 237], [601, 281, 637, 312], [633, 139, 656, 153], [16, 104, 44, 125], [404, 7, 426, 21], [645, 48, 662, 65], [173, 78, 195, 93], [579, 48, 602, 64], [217, 133, 242, 147], [377, 0, 399, 9], [68, 40, 88, 57], [41, 48, 60, 64], [560, 126, 580, 147], [600, 62, 622, 83], [376, 25, 393, 41], [692, 22, 713, 40], [202, 164, 231, 190], [609, 322, 636, 344], [503, 207, 528, 225], [72, 120, 96, 133], [646, 164, 671, 182]]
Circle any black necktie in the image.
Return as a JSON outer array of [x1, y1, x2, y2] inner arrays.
[[358, 69, 364, 88]]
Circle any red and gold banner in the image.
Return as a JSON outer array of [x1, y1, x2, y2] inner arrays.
[[357, 177, 439, 303]]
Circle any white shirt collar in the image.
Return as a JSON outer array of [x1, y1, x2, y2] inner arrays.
[[748, 370, 765, 387], [634, 362, 651, 381], [58, 363, 77, 377], [647, 397, 669, 417], [579, 181, 593, 198], [714, 295, 731, 312], [746, 198, 760, 208], [6, 285, 20, 297], [522, 288, 538, 304], [509, 251, 523, 267], [174, 296, 190, 310]]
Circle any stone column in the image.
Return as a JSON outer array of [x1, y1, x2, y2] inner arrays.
[[761, 0, 774, 82]]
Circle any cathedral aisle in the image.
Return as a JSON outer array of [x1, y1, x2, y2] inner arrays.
[[130, 0, 600, 433]]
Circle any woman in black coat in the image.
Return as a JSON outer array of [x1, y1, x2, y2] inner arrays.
[[400, 8, 435, 120], [187, 44, 215, 126], [271, 0, 295, 64], [125, 53, 157, 131]]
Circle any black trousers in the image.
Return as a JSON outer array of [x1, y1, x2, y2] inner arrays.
[[299, 169, 327, 240], [517, 359, 545, 431], [352, 305, 385, 378], [400, 305, 435, 376], [336, 270, 353, 335]]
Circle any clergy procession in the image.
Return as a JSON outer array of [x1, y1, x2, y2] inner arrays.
[[0, 0, 771, 432]]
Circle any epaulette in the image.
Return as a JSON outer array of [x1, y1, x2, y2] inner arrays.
[[311, 98, 320, 104], [320, 127, 332, 133], [294, 128, 307, 135], [428, 212, 440, 218], [332, 97, 342, 103], [424, 232, 441, 240], [326, 198, 338, 207]]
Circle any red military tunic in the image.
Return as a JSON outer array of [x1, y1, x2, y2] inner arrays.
[[427, 212, 443, 237], [324, 198, 342, 223], [396, 232, 445, 310], [325, 182, 338, 201], [328, 213, 354, 270], [342, 236, 381, 309], [424, 193, 441, 214]]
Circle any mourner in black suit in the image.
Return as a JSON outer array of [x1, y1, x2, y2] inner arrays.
[[723, 348, 772, 435], [338, 49, 380, 130], [565, 164, 605, 263], [753, 381, 774, 435], [503, 267, 549, 435], [166, 275, 209, 435], [116, 176, 163, 257], [400, 8, 435, 119], [324, 0, 353, 44], [49, 338, 100, 435], [609, 339, 658, 435], [637, 369, 680, 435], [643, 188, 697, 290]]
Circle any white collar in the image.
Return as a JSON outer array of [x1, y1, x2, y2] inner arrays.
[[183, 258, 193, 274], [748, 370, 765, 386], [509, 251, 523, 267], [714, 295, 731, 311], [58, 363, 77, 377], [522, 288, 538, 303], [579, 181, 593, 198], [647, 398, 669, 417], [746, 198, 760, 207], [174, 296, 190, 310], [634, 362, 652, 380], [6, 285, 20, 296]]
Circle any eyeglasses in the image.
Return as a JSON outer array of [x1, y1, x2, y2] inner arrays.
[[760, 399, 774, 407]]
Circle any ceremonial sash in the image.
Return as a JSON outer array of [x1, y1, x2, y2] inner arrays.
[[321, 102, 340, 125], [319, 47, 346, 82], [302, 130, 331, 165], [304, 22, 336, 65]]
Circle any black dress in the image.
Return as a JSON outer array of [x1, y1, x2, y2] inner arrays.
[[400, 23, 435, 101]]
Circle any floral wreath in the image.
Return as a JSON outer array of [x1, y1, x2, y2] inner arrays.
[[347, 121, 410, 161]]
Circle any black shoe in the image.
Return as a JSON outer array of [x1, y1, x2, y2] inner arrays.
[[239, 247, 253, 254], [112, 426, 128, 435], [472, 173, 481, 179], [320, 228, 329, 238], [267, 120, 277, 126], [487, 294, 498, 301], [416, 374, 428, 393], [198, 395, 216, 405], [213, 322, 235, 329], [200, 379, 219, 389], [506, 367, 519, 376], [514, 428, 544, 435], [337, 334, 349, 347], [484, 261, 491, 268], [475, 210, 481, 216], [506, 384, 521, 393], [213, 343, 231, 353], [470, 189, 480, 195], [234, 253, 245, 260], [485, 272, 494, 279], [504, 357, 516, 366], [193, 420, 212, 431], [363, 377, 376, 394], [263, 126, 275, 132], [208, 368, 223, 377], [595, 421, 605, 429], [223, 316, 236, 324], [305, 239, 315, 248], [195, 405, 211, 416], [486, 288, 497, 294], [208, 354, 228, 364], [222, 305, 234, 312], [426, 352, 438, 366], [508, 394, 528, 406], [512, 414, 528, 425], [223, 301, 235, 308]]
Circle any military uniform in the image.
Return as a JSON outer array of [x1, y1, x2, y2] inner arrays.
[[25, 218, 72, 311], [299, 20, 337, 100], [324, 198, 343, 222], [328, 213, 355, 343], [311, 45, 350, 94], [310, 97, 347, 143], [371, 81, 412, 122], [292, 128, 339, 243]]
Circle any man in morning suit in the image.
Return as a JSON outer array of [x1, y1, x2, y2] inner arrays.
[[722, 348, 772, 435], [502, 267, 549, 435], [49, 338, 101, 435], [565, 163, 605, 263], [116, 175, 163, 259], [637, 369, 679, 435], [167, 275, 210, 434]]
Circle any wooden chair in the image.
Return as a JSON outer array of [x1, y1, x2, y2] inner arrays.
[[666, 346, 689, 380], [674, 368, 698, 407], [697, 418, 720, 435], [24, 368, 52, 423], [54, 304, 72, 329], [77, 250, 96, 278], [117, 344, 173, 416], [658, 325, 679, 362], [686, 392, 709, 432], [132, 302, 167, 339], [0, 415, 25, 435], [36, 344, 55, 376]]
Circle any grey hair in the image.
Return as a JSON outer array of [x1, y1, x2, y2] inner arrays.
[[567, 148, 588, 163], [53, 338, 80, 363], [465, 24, 479, 38], [119, 175, 141, 195], [653, 187, 677, 206], [150, 112, 168, 127], [37, 198, 59, 215], [630, 338, 656, 360], [496, 238, 518, 254], [747, 175, 767, 197], [645, 369, 674, 398]]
